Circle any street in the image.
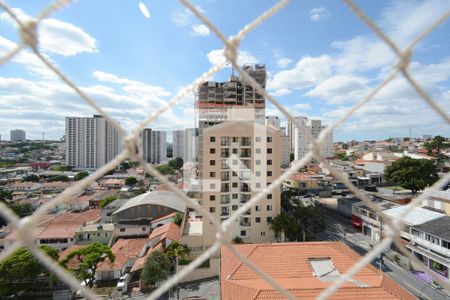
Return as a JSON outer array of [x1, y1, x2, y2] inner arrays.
[[319, 205, 449, 300]]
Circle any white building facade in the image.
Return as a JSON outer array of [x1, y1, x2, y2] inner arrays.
[[10, 129, 26, 141], [293, 117, 333, 161]]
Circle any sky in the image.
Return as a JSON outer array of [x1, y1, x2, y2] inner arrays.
[[0, 0, 450, 142]]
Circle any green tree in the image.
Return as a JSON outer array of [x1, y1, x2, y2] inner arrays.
[[61, 242, 115, 288], [0, 246, 59, 297], [424, 135, 449, 156], [53, 165, 73, 171], [23, 174, 39, 182], [9, 202, 34, 217], [99, 195, 119, 208], [165, 242, 190, 269], [174, 212, 184, 226], [280, 190, 297, 212], [168, 157, 184, 170], [140, 251, 171, 286], [156, 164, 175, 175], [132, 187, 147, 197], [270, 200, 325, 242], [125, 176, 138, 186], [74, 171, 89, 181], [48, 175, 69, 182], [0, 188, 12, 201], [385, 157, 438, 194]]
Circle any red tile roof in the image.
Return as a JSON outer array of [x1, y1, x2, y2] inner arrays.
[[130, 242, 163, 273], [97, 238, 147, 271], [221, 242, 415, 300], [148, 222, 180, 243]]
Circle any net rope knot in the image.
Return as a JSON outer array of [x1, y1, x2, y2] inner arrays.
[[397, 49, 412, 71], [20, 20, 38, 49], [16, 216, 35, 247], [223, 36, 240, 64]]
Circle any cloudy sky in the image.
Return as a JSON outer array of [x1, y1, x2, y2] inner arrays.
[[1, 0, 450, 141]]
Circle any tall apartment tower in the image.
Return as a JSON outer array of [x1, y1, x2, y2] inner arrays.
[[173, 130, 185, 160], [287, 116, 307, 151], [293, 117, 333, 161], [10, 129, 26, 141], [65, 115, 122, 169], [142, 128, 152, 163], [150, 130, 167, 164], [183, 128, 198, 163], [197, 64, 281, 245], [265, 115, 280, 128]]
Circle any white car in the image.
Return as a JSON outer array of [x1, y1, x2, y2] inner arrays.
[[117, 274, 129, 293]]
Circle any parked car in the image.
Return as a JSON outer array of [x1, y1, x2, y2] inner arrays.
[[117, 274, 130, 294]]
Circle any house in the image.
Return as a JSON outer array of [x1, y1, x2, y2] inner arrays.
[[75, 223, 115, 245], [408, 216, 450, 280], [96, 238, 148, 281], [422, 190, 450, 215], [41, 181, 70, 193], [148, 222, 180, 248], [150, 212, 177, 229], [101, 198, 129, 223], [221, 242, 415, 300], [7, 182, 41, 192], [100, 179, 124, 189]]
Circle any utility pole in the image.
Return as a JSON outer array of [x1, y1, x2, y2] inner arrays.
[[42, 132, 45, 141]]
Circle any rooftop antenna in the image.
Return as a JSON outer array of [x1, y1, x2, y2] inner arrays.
[[42, 132, 45, 141]]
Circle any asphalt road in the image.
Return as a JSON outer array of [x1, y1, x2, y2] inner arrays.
[[320, 205, 449, 300]]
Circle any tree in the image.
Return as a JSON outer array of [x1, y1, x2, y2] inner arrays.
[[156, 164, 176, 175], [385, 157, 438, 194], [8, 202, 34, 217], [280, 190, 297, 212], [174, 212, 184, 226], [53, 165, 73, 171], [23, 174, 39, 182], [140, 251, 171, 286], [74, 171, 89, 181], [165, 242, 190, 269], [132, 187, 147, 197], [0, 188, 12, 201], [125, 176, 138, 186], [99, 195, 119, 208], [271, 200, 325, 242], [424, 135, 449, 156], [61, 242, 115, 288], [48, 175, 69, 182], [168, 157, 183, 170], [0, 246, 59, 297]]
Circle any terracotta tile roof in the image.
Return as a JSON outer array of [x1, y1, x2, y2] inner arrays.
[[221, 242, 415, 300], [42, 181, 70, 189], [151, 212, 177, 224], [97, 238, 147, 271], [59, 245, 84, 269], [37, 223, 81, 239], [130, 242, 163, 273], [148, 222, 180, 243]]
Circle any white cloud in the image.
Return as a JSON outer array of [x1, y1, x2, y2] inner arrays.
[[0, 8, 97, 56], [268, 55, 333, 91], [191, 24, 210, 36], [293, 103, 312, 111], [276, 57, 292, 69], [207, 49, 258, 66], [271, 88, 292, 97], [172, 5, 205, 27], [310, 7, 330, 22]]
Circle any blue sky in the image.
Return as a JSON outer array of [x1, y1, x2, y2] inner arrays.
[[0, 0, 450, 142]]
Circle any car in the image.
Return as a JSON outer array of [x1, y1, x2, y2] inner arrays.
[[117, 274, 130, 293]]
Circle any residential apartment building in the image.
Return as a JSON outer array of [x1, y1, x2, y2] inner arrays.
[[280, 134, 290, 167], [200, 120, 281, 245], [142, 128, 152, 163], [65, 115, 122, 169], [293, 117, 333, 161], [10, 129, 26, 141], [183, 128, 198, 163], [141, 128, 167, 164], [287, 116, 306, 150], [173, 129, 184, 159], [265, 115, 280, 128]]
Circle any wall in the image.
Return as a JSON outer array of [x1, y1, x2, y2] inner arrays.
[[177, 257, 220, 283]]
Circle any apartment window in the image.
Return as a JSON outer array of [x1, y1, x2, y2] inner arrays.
[[232, 148, 238, 154], [256, 159, 261, 165], [255, 183, 261, 188], [240, 230, 247, 236], [209, 183, 216, 190], [267, 171, 273, 177], [255, 171, 261, 177], [232, 194, 238, 199], [232, 182, 238, 188], [210, 160, 215, 166], [267, 148, 272, 154], [209, 195, 215, 201], [232, 137, 238, 143], [221, 160, 229, 169], [267, 182, 272, 187], [267, 137, 272, 142], [232, 205, 238, 210], [255, 137, 262, 142], [261, 232, 265, 236], [256, 205, 261, 211], [221, 137, 230, 146], [255, 217, 261, 223], [267, 217, 273, 223], [267, 159, 272, 165], [210, 137, 216, 142], [120, 228, 126, 232], [210, 207, 215, 213], [210, 148, 215, 154], [210, 172, 216, 178], [256, 148, 261, 154], [442, 240, 450, 249], [267, 205, 273, 211], [142, 227, 146, 231]]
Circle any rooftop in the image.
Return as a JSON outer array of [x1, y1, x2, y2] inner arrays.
[[221, 242, 415, 300], [149, 222, 180, 242], [383, 206, 445, 227], [414, 216, 450, 240], [97, 238, 147, 271]]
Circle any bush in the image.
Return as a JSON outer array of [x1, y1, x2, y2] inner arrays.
[[393, 254, 400, 264], [198, 259, 210, 269], [178, 258, 191, 265]]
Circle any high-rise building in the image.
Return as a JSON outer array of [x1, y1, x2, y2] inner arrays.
[[183, 128, 198, 163], [293, 117, 333, 161], [196, 64, 281, 245], [150, 130, 167, 164], [10, 129, 26, 141], [287, 116, 307, 151], [142, 128, 152, 163], [265, 115, 280, 128], [65, 115, 122, 169], [173, 130, 185, 159]]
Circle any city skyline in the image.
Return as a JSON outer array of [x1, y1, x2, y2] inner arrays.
[[1, 0, 450, 140]]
